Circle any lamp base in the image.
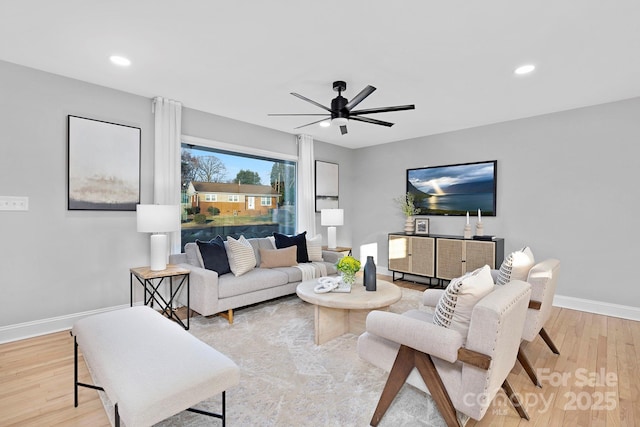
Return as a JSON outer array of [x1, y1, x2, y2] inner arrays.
[[327, 226, 337, 249], [150, 234, 168, 271]]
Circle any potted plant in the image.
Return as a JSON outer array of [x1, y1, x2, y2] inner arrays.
[[336, 256, 361, 285], [394, 192, 420, 234]]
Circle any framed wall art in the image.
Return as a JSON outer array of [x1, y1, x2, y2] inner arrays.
[[68, 115, 141, 211], [315, 160, 339, 212]]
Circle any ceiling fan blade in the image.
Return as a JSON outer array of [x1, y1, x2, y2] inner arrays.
[[293, 118, 331, 129], [340, 125, 348, 135], [349, 116, 394, 127], [268, 113, 330, 116], [344, 85, 376, 111], [350, 104, 415, 115], [291, 93, 333, 113]]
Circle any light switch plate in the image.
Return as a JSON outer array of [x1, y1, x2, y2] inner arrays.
[[0, 196, 29, 211]]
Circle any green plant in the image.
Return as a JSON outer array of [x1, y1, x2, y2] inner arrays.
[[394, 192, 419, 217], [207, 206, 220, 216], [336, 256, 361, 274], [194, 213, 207, 224]]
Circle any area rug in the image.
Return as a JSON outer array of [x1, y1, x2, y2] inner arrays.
[[97, 288, 469, 426]]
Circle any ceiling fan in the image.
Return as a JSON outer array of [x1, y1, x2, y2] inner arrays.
[[269, 80, 415, 135]]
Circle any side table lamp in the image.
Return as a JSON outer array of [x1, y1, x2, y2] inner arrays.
[[321, 208, 344, 250], [136, 204, 181, 271]]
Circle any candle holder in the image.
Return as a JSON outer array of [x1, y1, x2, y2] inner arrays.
[[463, 224, 472, 239], [475, 222, 484, 236]]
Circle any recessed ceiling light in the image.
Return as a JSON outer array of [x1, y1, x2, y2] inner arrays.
[[319, 121, 331, 128], [110, 55, 131, 67], [514, 64, 535, 75]]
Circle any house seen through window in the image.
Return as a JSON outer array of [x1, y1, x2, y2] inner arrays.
[[181, 143, 297, 249]]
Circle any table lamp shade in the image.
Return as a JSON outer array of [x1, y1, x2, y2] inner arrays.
[[136, 205, 180, 271], [321, 209, 343, 249], [321, 209, 344, 227], [136, 204, 180, 233]]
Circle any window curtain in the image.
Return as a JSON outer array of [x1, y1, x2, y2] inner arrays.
[[297, 134, 316, 237], [152, 97, 182, 255]]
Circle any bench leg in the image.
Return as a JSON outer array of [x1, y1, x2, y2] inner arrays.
[[115, 403, 120, 427], [186, 390, 227, 425]]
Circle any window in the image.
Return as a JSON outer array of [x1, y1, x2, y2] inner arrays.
[[181, 139, 297, 249]]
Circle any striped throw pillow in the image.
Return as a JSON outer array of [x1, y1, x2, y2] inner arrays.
[[226, 235, 257, 276]]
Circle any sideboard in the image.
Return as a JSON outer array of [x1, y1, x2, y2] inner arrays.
[[388, 233, 504, 285]]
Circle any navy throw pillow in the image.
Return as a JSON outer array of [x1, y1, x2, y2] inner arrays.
[[273, 231, 309, 263], [196, 236, 231, 275]]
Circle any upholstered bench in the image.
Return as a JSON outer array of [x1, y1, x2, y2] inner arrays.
[[72, 306, 239, 427]]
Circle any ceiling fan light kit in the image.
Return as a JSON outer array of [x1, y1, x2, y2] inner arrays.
[[269, 80, 415, 135]]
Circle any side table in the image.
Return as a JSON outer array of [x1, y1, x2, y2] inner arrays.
[[130, 265, 191, 330], [322, 245, 352, 256]]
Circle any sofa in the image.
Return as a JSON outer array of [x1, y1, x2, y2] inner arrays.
[[169, 235, 342, 323]]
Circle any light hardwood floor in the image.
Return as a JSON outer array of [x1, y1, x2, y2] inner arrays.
[[1, 280, 638, 426]]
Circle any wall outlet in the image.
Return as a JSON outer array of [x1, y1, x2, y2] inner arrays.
[[0, 196, 29, 211]]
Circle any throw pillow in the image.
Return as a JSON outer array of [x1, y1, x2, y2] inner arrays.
[[226, 235, 257, 276], [496, 246, 535, 285], [196, 237, 231, 275], [306, 233, 324, 262], [273, 231, 309, 263], [259, 246, 298, 268], [433, 265, 495, 338]]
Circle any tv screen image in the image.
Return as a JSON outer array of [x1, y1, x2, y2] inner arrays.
[[407, 160, 497, 216]]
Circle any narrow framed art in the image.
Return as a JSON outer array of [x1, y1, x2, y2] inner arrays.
[[315, 160, 339, 212], [67, 115, 141, 211]]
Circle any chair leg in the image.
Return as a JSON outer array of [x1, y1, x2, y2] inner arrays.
[[502, 379, 530, 420], [539, 327, 560, 354], [371, 345, 462, 427], [414, 351, 461, 427], [517, 346, 541, 388], [370, 345, 415, 426]]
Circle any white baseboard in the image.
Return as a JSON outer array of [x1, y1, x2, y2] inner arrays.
[[0, 304, 131, 344], [379, 268, 640, 321], [553, 295, 640, 321]]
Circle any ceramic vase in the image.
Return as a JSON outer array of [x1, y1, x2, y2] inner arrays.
[[363, 256, 377, 291], [404, 216, 415, 234]]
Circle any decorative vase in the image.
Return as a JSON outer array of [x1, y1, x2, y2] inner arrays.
[[341, 271, 356, 286], [363, 256, 377, 291], [404, 216, 415, 234]]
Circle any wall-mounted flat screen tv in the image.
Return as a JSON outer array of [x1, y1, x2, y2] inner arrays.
[[407, 160, 497, 216]]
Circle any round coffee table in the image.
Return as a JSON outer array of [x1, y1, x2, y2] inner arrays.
[[296, 278, 402, 345]]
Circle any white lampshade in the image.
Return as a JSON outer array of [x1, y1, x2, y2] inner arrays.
[[136, 205, 180, 271], [321, 209, 344, 226], [136, 205, 180, 233]]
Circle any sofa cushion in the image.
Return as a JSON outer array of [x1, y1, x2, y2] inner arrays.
[[306, 233, 324, 262], [496, 246, 535, 286], [226, 235, 257, 276], [218, 268, 289, 298], [433, 265, 495, 339], [196, 237, 231, 275], [184, 242, 204, 268], [259, 246, 298, 268], [274, 231, 309, 263], [248, 237, 278, 268]]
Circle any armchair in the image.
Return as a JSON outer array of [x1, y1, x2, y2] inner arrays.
[[430, 258, 561, 387], [517, 258, 561, 387], [358, 280, 532, 426]]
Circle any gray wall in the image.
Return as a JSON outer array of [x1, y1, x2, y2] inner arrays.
[[351, 97, 640, 307], [1, 58, 638, 338]]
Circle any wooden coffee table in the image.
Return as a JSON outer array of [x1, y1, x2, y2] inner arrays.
[[296, 278, 402, 345]]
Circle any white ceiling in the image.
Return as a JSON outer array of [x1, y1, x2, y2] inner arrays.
[[2, 1, 640, 149]]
